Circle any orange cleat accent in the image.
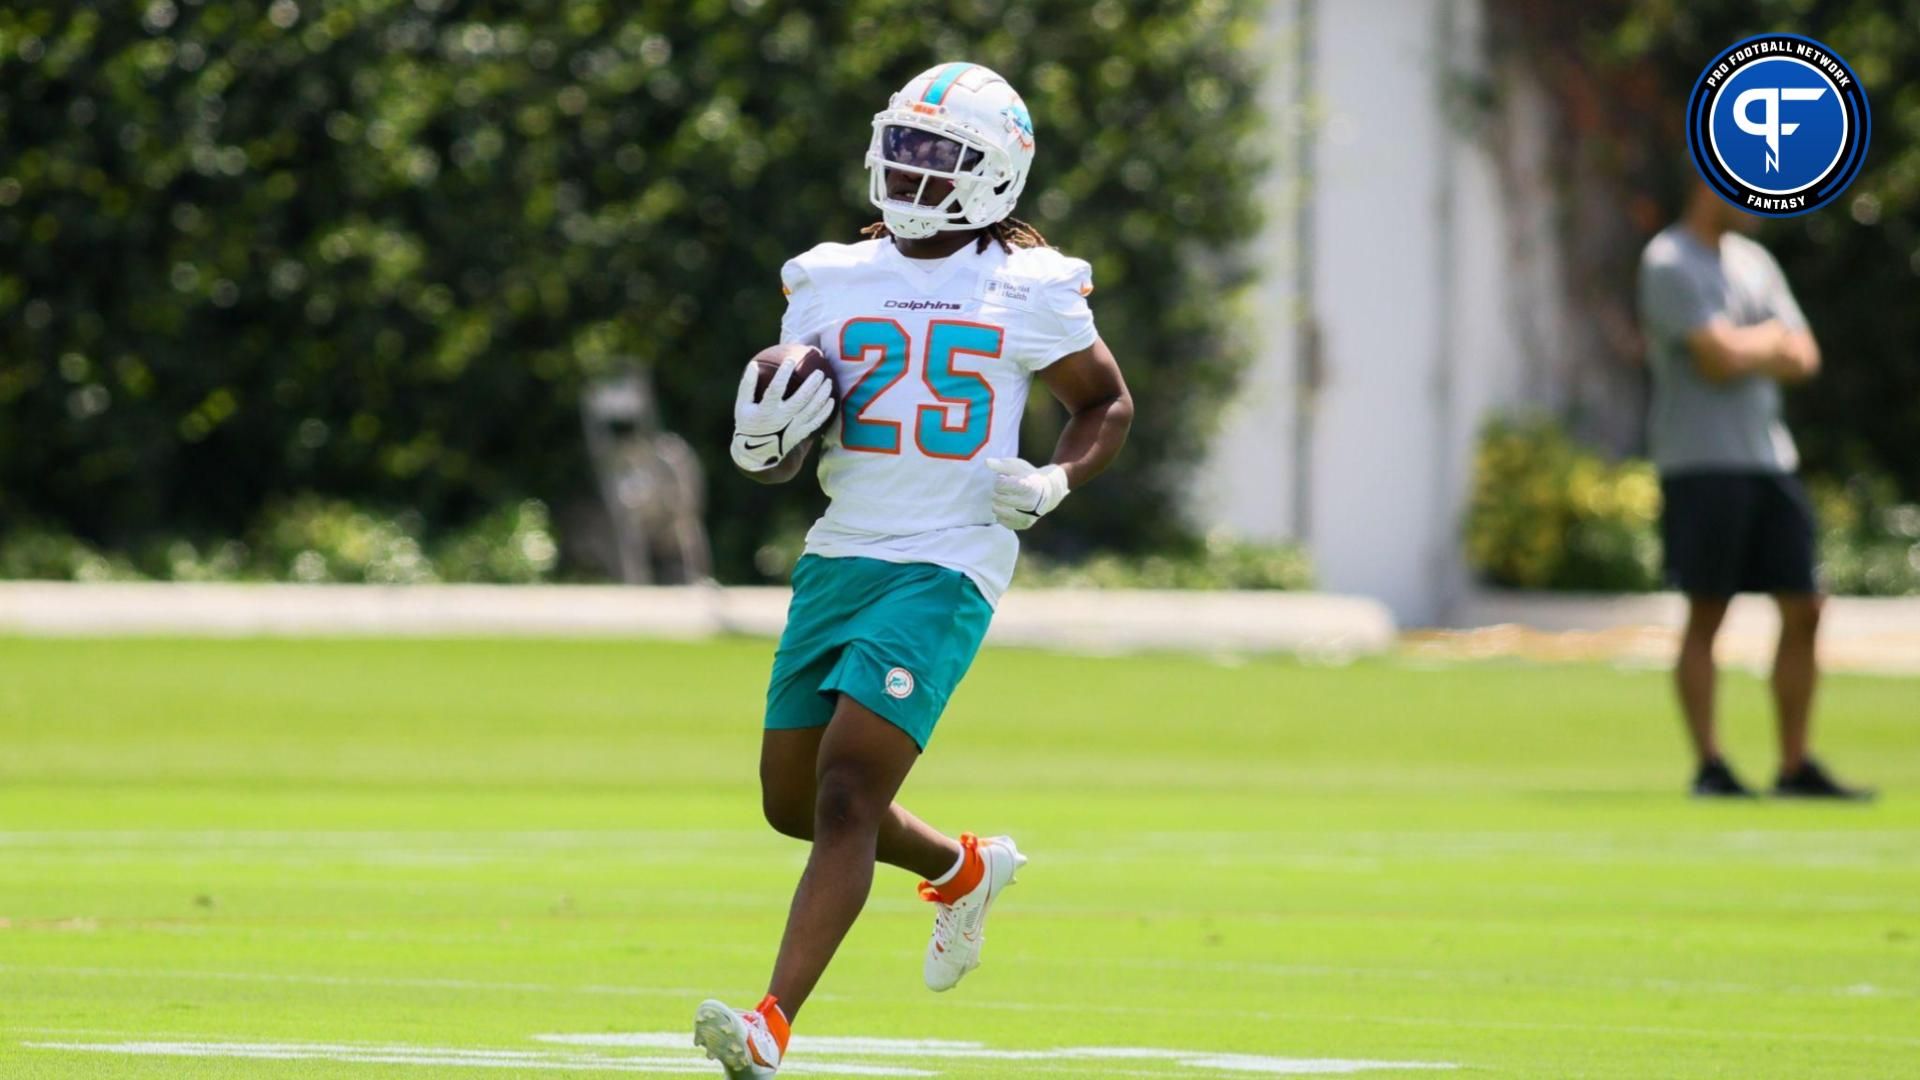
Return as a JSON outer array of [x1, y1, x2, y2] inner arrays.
[[917, 833, 985, 905], [754, 995, 790, 1058], [920, 834, 1026, 992]]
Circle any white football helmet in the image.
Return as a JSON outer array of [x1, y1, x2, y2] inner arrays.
[[866, 62, 1036, 239]]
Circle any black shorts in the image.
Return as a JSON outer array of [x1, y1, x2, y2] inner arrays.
[[1659, 471, 1818, 596]]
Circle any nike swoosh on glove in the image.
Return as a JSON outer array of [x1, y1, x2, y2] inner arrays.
[[986, 457, 1070, 530], [730, 360, 834, 472]]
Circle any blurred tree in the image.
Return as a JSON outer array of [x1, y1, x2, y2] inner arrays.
[[0, 0, 1264, 578], [1485, 0, 1920, 495]]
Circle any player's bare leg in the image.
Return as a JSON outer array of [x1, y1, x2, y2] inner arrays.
[[1677, 596, 1752, 796], [761, 705, 1025, 999], [1676, 595, 1727, 762], [765, 695, 926, 1019], [1769, 592, 1821, 775], [1765, 593, 1868, 798], [760, 726, 958, 880]]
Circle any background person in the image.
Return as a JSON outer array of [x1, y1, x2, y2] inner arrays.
[[1637, 179, 1872, 801]]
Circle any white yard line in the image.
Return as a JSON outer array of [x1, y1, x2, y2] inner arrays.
[[4, 964, 1915, 1051], [8, 828, 1917, 868], [18, 1040, 930, 1076], [668, 941, 1919, 1003], [537, 1033, 1457, 1074], [7, 827, 1915, 848], [974, 956, 1920, 1001], [938, 997, 1920, 1049], [0, 964, 712, 1000], [11, 947, 1909, 1006], [20, 1035, 1457, 1076], [6, 959, 1914, 1015], [0, 829, 775, 852]]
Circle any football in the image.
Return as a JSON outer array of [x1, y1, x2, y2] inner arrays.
[[750, 343, 838, 427]]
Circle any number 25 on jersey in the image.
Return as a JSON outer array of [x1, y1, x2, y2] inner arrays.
[[838, 318, 1001, 460]]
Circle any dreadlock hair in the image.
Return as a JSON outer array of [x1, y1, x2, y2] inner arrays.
[[860, 215, 1051, 253]]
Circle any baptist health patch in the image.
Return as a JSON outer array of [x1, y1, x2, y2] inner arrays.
[[883, 667, 916, 700], [979, 274, 1035, 310]]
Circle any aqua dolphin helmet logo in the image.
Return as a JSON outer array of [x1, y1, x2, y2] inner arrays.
[[1687, 34, 1870, 217], [1002, 103, 1034, 140]]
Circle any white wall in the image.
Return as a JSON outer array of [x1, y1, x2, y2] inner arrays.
[[1306, 0, 1452, 624], [1188, 0, 1306, 542], [1193, 0, 1569, 626]]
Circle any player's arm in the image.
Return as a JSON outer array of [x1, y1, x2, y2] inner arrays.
[[739, 258, 831, 484], [1685, 318, 1797, 384], [741, 438, 813, 484], [986, 339, 1132, 530], [1644, 255, 1812, 386], [1760, 249, 1820, 384], [731, 359, 831, 485], [1770, 326, 1820, 383], [1036, 338, 1132, 489]]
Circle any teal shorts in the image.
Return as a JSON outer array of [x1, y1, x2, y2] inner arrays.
[[765, 554, 994, 750]]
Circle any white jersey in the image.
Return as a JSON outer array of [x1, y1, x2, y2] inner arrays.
[[778, 237, 1098, 605]]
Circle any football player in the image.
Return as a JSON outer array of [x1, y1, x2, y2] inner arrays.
[[695, 62, 1133, 1077]]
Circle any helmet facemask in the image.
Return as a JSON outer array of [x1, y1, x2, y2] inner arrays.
[[866, 113, 1022, 239]]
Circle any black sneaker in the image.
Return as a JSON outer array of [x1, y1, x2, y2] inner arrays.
[[1773, 758, 1876, 802], [1692, 758, 1756, 799]]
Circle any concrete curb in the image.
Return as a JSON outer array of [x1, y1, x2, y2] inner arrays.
[[0, 582, 1399, 658], [1440, 588, 1920, 675], [1454, 587, 1920, 638]]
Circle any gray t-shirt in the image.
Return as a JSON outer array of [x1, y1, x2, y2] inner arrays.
[[1637, 224, 1808, 475]]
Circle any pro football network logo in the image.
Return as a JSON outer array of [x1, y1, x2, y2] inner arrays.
[[1687, 34, 1870, 217]]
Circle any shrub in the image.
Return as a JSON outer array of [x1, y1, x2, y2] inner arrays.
[[247, 496, 437, 585], [1016, 531, 1312, 591], [134, 537, 253, 582], [1809, 475, 1920, 597], [0, 522, 141, 582], [1466, 417, 1662, 591], [434, 499, 559, 584], [3, 497, 567, 584], [0, 1, 1266, 582], [1468, 416, 1920, 596]]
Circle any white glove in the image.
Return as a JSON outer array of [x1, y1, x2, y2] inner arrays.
[[987, 457, 1070, 530], [730, 360, 834, 472]]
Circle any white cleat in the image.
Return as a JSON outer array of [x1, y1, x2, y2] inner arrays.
[[922, 833, 1026, 992], [692, 998, 782, 1078]]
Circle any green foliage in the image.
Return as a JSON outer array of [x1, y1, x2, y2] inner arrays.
[[433, 498, 559, 584], [746, 517, 1311, 590], [0, 521, 141, 582], [1489, 0, 1920, 497], [1808, 474, 1920, 597], [1466, 417, 1664, 591], [134, 536, 252, 581], [1470, 416, 1920, 595], [1016, 531, 1312, 590], [0, 498, 561, 584], [248, 495, 438, 584], [0, 1, 1265, 580], [1607, 1, 1920, 498]]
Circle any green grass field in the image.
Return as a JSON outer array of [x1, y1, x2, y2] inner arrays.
[[2, 636, 1915, 1079]]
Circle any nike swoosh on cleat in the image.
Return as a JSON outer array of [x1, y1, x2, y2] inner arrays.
[[742, 438, 775, 452]]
